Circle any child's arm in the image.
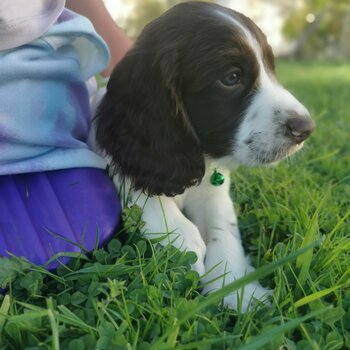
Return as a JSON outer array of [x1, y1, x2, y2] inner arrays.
[[66, 0, 133, 77]]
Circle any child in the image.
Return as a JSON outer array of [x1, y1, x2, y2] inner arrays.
[[0, 0, 132, 174], [0, 0, 131, 267]]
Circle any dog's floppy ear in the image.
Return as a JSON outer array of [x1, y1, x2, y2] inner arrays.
[[95, 38, 205, 197]]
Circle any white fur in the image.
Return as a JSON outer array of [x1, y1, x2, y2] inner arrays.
[[232, 74, 310, 166], [215, 8, 310, 167]]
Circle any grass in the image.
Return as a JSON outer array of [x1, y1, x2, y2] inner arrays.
[[1, 61, 350, 349]]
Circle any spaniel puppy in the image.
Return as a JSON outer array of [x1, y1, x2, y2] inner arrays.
[[95, 1, 315, 311]]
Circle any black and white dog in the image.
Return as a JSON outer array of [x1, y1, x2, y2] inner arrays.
[[95, 2, 314, 311]]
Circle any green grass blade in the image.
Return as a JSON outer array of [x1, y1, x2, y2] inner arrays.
[[0, 295, 10, 336], [236, 309, 327, 350], [154, 242, 318, 346], [293, 285, 343, 309], [47, 298, 60, 350], [296, 208, 321, 284], [162, 334, 239, 350], [57, 305, 96, 332]]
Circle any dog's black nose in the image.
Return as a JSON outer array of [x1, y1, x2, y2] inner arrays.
[[285, 116, 315, 143]]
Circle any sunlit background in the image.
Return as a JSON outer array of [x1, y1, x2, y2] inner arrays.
[[103, 0, 350, 59]]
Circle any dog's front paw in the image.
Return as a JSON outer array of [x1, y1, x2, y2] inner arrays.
[[192, 258, 206, 277], [182, 234, 206, 277], [223, 282, 272, 312]]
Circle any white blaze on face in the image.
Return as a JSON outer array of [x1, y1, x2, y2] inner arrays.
[[215, 9, 311, 166]]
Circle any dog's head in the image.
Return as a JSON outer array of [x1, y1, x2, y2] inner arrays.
[[96, 1, 314, 196]]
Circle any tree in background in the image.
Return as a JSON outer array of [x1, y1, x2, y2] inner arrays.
[[283, 0, 350, 59], [116, 0, 350, 60], [124, 0, 166, 38], [123, 0, 216, 38]]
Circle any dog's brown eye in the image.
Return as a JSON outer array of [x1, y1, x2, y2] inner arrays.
[[220, 71, 241, 86]]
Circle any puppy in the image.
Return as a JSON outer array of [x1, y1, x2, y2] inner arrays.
[[95, 1, 315, 311]]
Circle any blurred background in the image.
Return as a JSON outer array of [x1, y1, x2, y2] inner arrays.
[[103, 0, 350, 60]]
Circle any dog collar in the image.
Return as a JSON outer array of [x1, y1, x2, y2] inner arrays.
[[210, 169, 225, 186]]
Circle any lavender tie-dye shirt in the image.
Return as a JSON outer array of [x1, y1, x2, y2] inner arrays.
[[0, 9, 110, 175]]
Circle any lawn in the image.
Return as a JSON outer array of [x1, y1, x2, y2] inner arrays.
[[1, 61, 350, 349]]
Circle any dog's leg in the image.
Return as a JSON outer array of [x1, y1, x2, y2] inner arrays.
[[184, 171, 270, 311], [127, 190, 206, 276]]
